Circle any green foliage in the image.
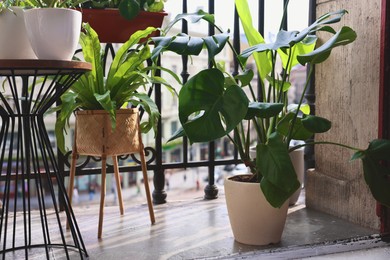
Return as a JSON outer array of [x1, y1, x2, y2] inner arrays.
[[55, 23, 177, 153], [26, 0, 87, 8], [0, 0, 33, 11], [152, 2, 390, 209], [257, 133, 300, 208], [351, 140, 390, 208]]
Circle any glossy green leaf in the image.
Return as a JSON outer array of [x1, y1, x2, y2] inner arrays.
[[119, 0, 140, 20], [235, 0, 271, 82], [168, 127, 186, 142], [94, 91, 117, 129], [239, 8, 350, 81], [297, 26, 357, 65], [151, 33, 229, 62], [301, 115, 332, 133], [287, 104, 311, 115], [178, 68, 248, 143], [163, 9, 215, 34], [234, 69, 254, 87], [351, 139, 390, 207], [266, 76, 291, 92], [203, 34, 230, 61], [131, 93, 160, 134], [245, 102, 284, 120], [278, 35, 317, 72], [257, 133, 300, 208], [276, 113, 313, 140]]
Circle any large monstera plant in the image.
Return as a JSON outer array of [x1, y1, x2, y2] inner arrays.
[[151, 1, 390, 209]]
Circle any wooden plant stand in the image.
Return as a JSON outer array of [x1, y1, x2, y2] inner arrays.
[[67, 109, 155, 238]]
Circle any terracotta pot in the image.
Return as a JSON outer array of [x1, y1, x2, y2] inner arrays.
[[224, 175, 289, 245], [78, 9, 167, 43]]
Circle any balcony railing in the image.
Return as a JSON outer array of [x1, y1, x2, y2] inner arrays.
[[57, 0, 316, 207]]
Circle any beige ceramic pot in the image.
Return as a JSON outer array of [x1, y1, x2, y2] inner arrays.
[[288, 147, 304, 205], [224, 175, 289, 245]]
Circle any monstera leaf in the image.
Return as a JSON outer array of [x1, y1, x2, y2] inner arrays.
[[352, 139, 390, 208], [178, 68, 249, 143]]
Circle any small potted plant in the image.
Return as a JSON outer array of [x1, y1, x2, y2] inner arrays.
[[55, 23, 179, 238], [78, 0, 168, 43], [55, 23, 178, 153], [151, 0, 390, 246]]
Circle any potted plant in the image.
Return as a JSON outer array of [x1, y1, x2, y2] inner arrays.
[[0, 0, 37, 59], [23, 0, 86, 60], [54, 23, 179, 237], [151, 0, 390, 246], [77, 0, 168, 43], [54, 23, 178, 153]]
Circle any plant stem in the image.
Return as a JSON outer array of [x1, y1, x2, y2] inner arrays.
[[289, 141, 362, 153], [286, 64, 314, 146]]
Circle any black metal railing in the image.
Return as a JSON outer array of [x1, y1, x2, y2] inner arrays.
[[57, 0, 316, 206]]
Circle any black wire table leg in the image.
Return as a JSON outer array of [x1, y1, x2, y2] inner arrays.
[[0, 61, 91, 259]]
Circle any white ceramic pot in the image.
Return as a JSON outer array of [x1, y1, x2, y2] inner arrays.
[[0, 7, 37, 59], [24, 8, 82, 60], [224, 175, 289, 245]]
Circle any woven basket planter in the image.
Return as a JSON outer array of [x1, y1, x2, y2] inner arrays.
[[70, 108, 155, 238], [75, 108, 141, 157]]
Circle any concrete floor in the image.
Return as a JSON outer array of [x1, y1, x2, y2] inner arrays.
[[5, 192, 389, 259], [72, 196, 388, 260], [2, 171, 389, 259]]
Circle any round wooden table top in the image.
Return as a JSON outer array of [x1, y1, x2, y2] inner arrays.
[[0, 59, 92, 76]]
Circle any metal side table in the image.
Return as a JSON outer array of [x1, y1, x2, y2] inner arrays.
[[0, 60, 91, 259]]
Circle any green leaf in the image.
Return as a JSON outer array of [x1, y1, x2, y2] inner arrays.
[[235, 0, 271, 82], [245, 102, 284, 120], [234, 69, 254, 87], [168, 127, 186, 142], [151, 33, 229, 62], [276, 112, 313, 140], [257, 133, 300, 208], [297, 26, 357, 65], [266, 75, 291, 92], [287, 104, 310, 115], [54, 92, 79, 154], [301, 115, 332, 133], [94, 91, 117, 129], [81, 23, 105, 95], [351, 139, 390, 207], [131, 93, 160, 134], [203, 34, 230, 61], [278, 35, 317, 72], [163, 9, 215, 34], [119, 0, 140, 20], [178, 68, 248, 143], [108, 27, 157, 84]]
